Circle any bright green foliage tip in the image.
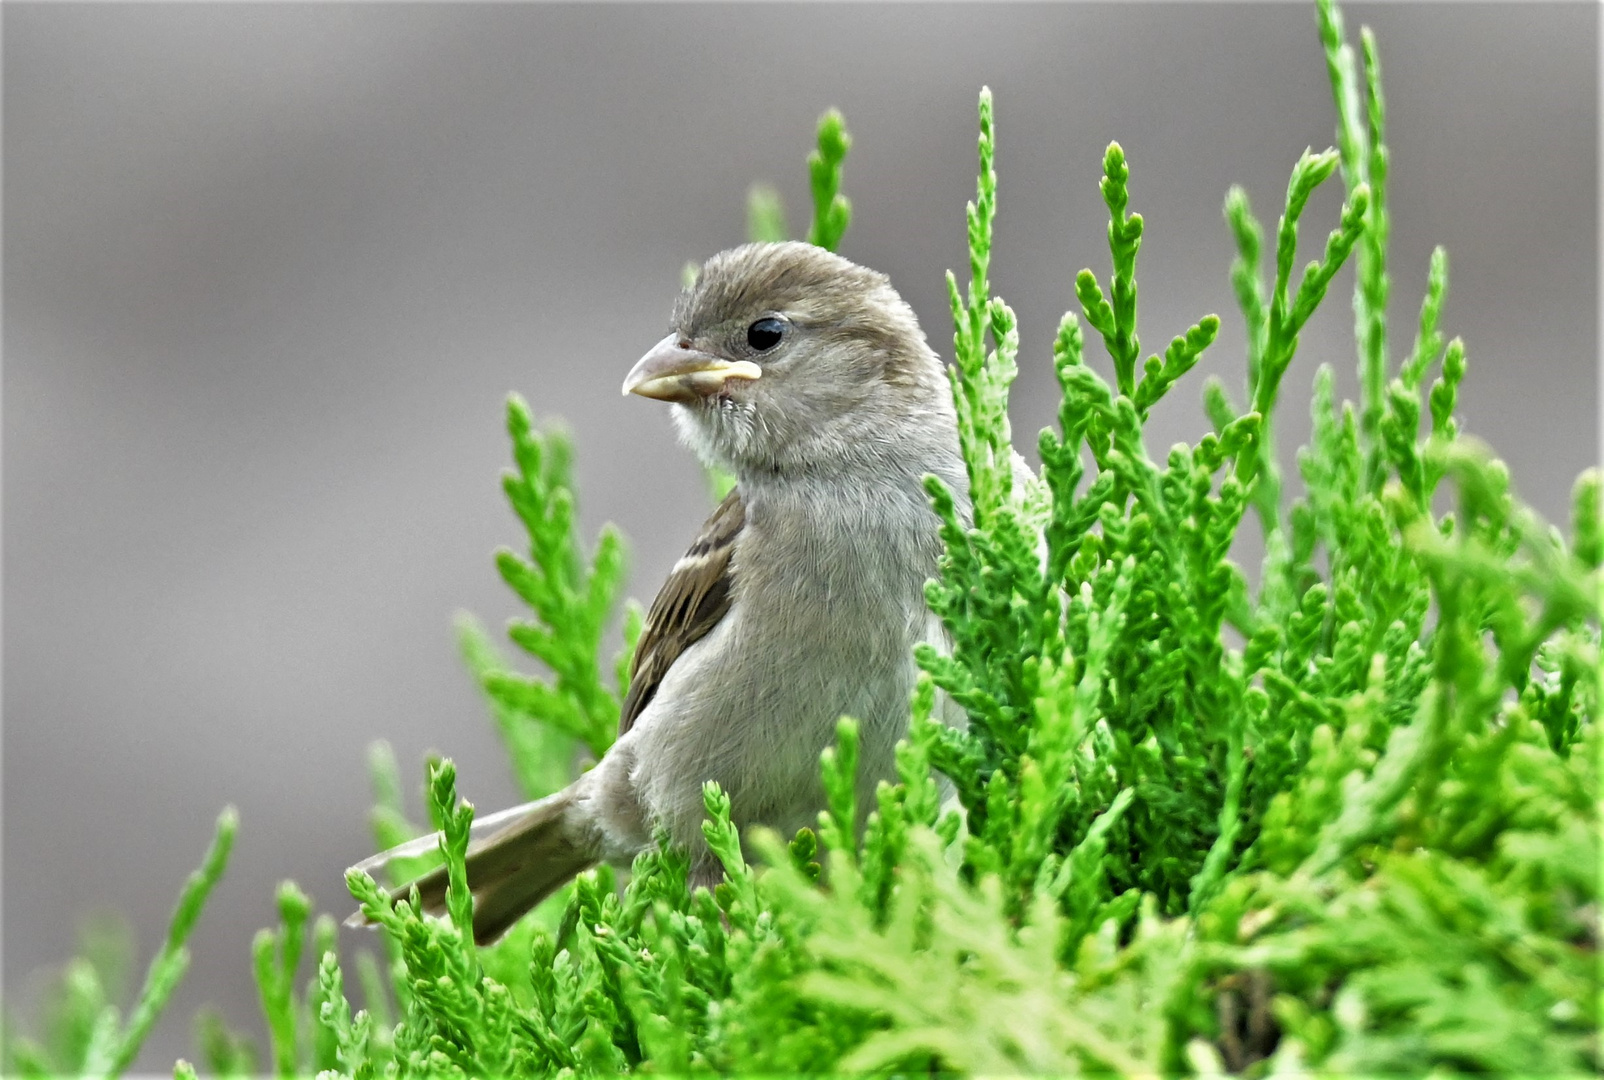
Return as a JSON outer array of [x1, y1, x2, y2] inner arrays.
[[93, 807, 238, 1079], [4, 808, 237, 1080], [1078, 143, 1221, 424], [252, 881, 313, 1077], [805, 108, 852, 252], [938, 86, 1019, 533], [741, 107, 853, 256], [465, 394, 633, 769], [1075, 141, 1146, 400]]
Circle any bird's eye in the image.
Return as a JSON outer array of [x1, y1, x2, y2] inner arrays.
[[746, 317, 785, 352]]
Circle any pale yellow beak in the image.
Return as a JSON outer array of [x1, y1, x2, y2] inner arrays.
[[622, 335, 762, 403]]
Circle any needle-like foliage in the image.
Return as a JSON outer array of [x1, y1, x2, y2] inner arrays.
[[803, 109, 853, 253], [466, 396, 632, 766]]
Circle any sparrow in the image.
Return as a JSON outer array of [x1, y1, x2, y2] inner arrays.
[[349, 240, 968, 944]]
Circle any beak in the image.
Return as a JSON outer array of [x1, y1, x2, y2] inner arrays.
[[622, 335, 762, 403]]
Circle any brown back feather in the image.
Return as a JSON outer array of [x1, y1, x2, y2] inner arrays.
[[619, 487, 745, 736]]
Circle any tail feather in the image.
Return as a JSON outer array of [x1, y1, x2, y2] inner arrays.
[[346, 787, 597, 945]]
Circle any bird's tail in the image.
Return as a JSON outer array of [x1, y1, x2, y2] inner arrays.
[[344, 786, 598, 945]]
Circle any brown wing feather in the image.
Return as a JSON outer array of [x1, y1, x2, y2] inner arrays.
[[619, 487, 744, 736]]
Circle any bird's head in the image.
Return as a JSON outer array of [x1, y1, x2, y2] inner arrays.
[[623, 241, 954, 479]]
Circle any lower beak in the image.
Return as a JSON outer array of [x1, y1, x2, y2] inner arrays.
[[622, 335, 762, 403]]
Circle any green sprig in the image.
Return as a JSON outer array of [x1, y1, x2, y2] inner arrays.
[[805, 109, 853, 252], [476, 396, 629, 760], [252, 881, 311, 1078], [1075, 142, 1145, 399], [73, 809, 237, 1079]]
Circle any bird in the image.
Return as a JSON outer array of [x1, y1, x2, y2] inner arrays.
[[347, 240, 969, 944]]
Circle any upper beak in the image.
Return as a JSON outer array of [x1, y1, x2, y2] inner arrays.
[[622, 335, 762, 403]]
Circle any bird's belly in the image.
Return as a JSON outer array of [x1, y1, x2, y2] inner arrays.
[[626, 593, 924, 851]]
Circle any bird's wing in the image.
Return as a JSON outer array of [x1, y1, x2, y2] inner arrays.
[[618, 486, 745, 737]]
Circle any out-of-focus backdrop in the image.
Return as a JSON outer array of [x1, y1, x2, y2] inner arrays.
[[5, 2, 1597, 1069]]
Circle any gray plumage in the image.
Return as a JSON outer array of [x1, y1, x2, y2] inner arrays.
[[348, 241, 967, 944]]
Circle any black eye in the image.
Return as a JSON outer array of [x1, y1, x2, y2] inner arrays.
[[746, 317, 785, 352]]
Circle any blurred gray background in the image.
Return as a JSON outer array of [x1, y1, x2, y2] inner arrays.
[[5, 1, 1597, 1070]]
